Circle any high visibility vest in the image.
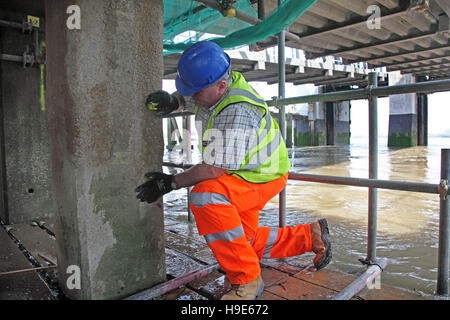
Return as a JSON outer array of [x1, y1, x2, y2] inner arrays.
[[201, 71, 291, 183]]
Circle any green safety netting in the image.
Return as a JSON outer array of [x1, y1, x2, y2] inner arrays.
[[163, 0, 317, 55]]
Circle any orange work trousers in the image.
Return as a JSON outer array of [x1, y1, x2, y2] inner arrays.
[[189, 173, 313, 285]]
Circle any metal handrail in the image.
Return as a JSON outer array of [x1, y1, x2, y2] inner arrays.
[[163, 153, 449, 297], [266, 78, 450, 106], [161, 75, 450, 298], [288, 173, 441, 194]]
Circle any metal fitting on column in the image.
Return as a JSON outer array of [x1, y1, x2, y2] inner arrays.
[[439, 179, 448, 200], [23, 45, 35, 68], [22, 19, 33, 34]]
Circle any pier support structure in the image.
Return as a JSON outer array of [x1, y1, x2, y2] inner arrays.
[[293, 87, 350, 147], [417, 76, 428, 146], [388, 72, 418, 147], [0, 1, 53, 224], [45, 0, 166, 299]]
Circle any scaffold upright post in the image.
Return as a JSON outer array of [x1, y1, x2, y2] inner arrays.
[[437, 149, 449, 296], [278, 0, 286, 228], [367, 72, 378, 263]]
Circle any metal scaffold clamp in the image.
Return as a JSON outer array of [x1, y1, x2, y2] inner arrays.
[[439, 179, 448, 200], [219, 0, 236, 18], [366, 84, 375, 101], [22, 46, 35, 68], [22, 53, 35, 68], [358, 257, 387, 271], [271, 96, 281, 109]]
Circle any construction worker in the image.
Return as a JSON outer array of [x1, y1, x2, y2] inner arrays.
[[136, 41, 331, 300]]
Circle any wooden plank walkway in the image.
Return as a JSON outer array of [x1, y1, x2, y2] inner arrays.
[[0, 226, 54, 300], [161, 230, 425, 300], [0, 218, 427, 300]]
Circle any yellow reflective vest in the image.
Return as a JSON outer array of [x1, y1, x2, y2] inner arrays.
[[200, 71, 291, 183]]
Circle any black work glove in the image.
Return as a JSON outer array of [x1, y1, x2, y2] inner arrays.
[[135, 172, 176, 203], [145, 90, 179, 116]]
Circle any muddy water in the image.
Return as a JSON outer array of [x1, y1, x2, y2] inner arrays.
[[163, 136, 450, 298]]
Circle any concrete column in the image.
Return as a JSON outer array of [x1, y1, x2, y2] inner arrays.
[[325, 101, 335, 145], [45, 0, 165, 299], [315, 99, 327, 146], [317, 86, 351, 146], [417, 92, 428, 146], [293, 114, 311, 146], [0, 6, 53, 224], [388, 72, 417, 147], [416, 76, 428, 146], [334, 100, 350, 145]]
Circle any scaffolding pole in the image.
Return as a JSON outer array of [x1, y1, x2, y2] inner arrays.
[[437, 149, 450, 296], [124, 264, 220, 300], [333, 258, 388, 300], [278, 1, 286, 228], [367, 72, 378, 264]]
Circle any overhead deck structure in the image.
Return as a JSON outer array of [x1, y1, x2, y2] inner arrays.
[[256, 0, 450, 81], [163, 0, 450, 86], [164, 49, 389, 87]]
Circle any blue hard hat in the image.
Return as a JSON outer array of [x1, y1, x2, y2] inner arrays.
[[175, 41, 231, 96]]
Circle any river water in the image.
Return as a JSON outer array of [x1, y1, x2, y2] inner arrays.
[[163, 135, 450, 298]]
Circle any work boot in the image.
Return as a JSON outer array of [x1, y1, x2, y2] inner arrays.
[[221, 275, 264, 300], [310, 218, 332, 270]]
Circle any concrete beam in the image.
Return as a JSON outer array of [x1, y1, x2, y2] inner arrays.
[[327, 0, 368, 16], [403, 9, 436, 31], [310, 27, 445, 62], [381, 17, 413, 36], [400, 61, 450, 73], [45, 0, 166, 299], [302, 6, 409, 47], [296, 11, 329, 29], [307, 0, 348, 23], [366, 44, 450, 64], [436, 0, 450, 17], [386, 55, 450, 70], [375, 0, 400, 9]]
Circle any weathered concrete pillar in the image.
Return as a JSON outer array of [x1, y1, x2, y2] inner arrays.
[[45, 0, 165, 299], [0, 5, 53, 224], [293, 114, 312, 146], [388, 72, 417, 147], [315, 99, 327, 146], [417, 92, 428, 146], [317, 86, 351, 146], [334, 101, 350, 145], [416, 76, 428, 146]]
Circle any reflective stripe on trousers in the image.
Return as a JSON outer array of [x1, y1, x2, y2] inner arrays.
[[262, 228, 278, 258], [189, 173, 313, 285]]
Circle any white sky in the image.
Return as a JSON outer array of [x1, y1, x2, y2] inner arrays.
[[350, 91, 450, 137]]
